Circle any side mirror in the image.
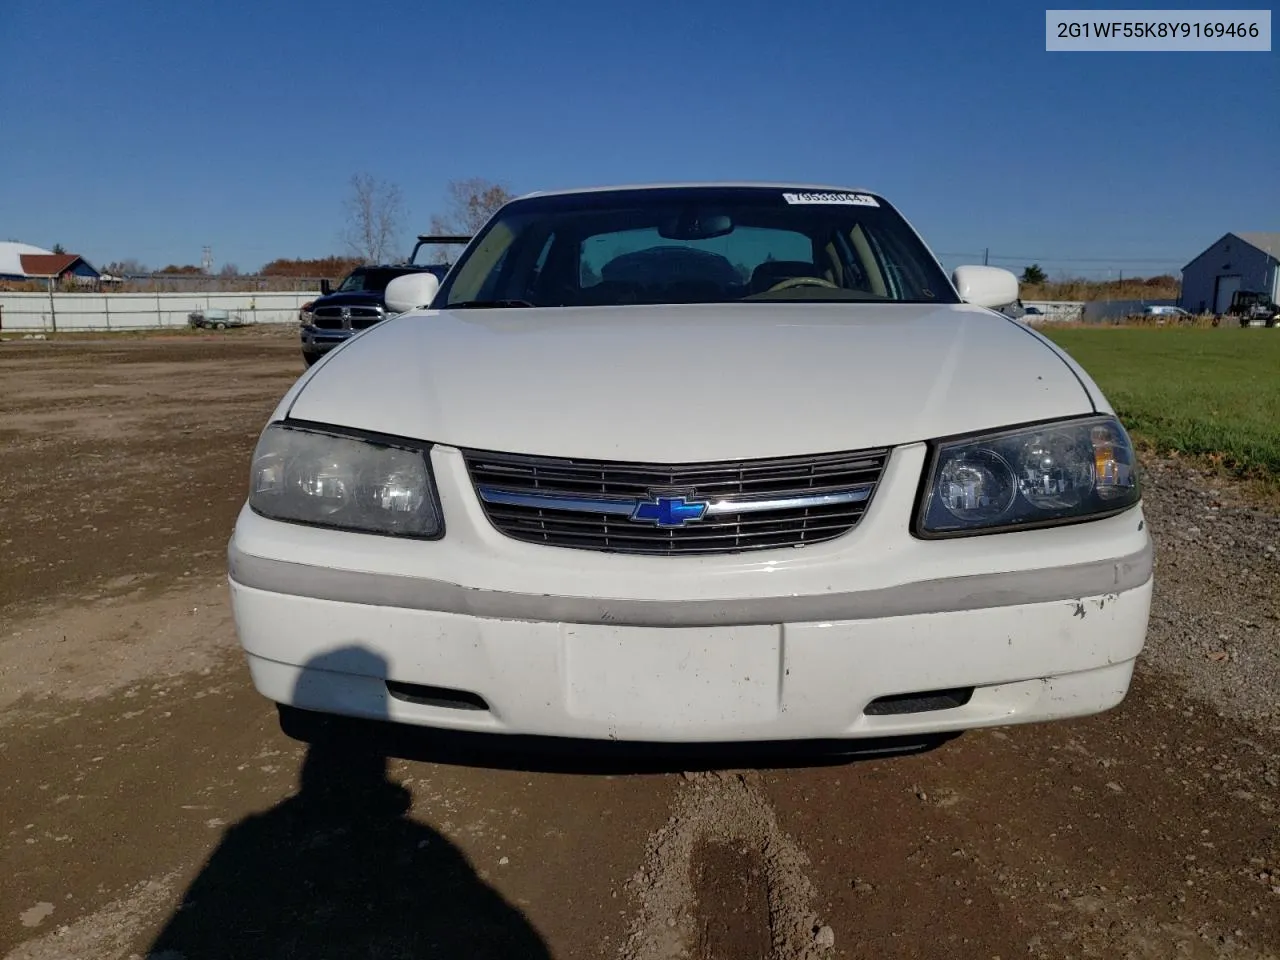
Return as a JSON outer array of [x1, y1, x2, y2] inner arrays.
[[384, 273, 440, 315], [952, 265, 1019, 309], [319, 278, 331, 296]]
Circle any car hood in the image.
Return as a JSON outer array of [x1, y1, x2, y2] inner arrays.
[[288, 302, 1094, 461]]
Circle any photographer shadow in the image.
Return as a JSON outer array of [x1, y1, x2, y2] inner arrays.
[[143, 647, 550, 960]]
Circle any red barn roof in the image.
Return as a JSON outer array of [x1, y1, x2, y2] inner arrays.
[[19, 253, 85, 277]]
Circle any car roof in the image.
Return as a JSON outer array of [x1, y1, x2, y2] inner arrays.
[[515, 181, 880, 201]]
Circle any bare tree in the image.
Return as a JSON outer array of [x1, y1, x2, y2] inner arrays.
[[341, 172, 406, 264], [218, 263, 241, 278], [104, 258, 148, 277], [426, 178, 514, 262]]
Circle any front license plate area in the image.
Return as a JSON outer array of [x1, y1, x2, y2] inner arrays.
[[561, 624, 782, 730]]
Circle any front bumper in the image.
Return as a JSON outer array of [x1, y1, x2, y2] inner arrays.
[[228, 442, 1154, 742], [300, 325, 353, 355]]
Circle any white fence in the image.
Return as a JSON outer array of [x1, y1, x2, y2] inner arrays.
[[0, 291, 320, 332], [1019, 300, 1087, 321], [1080, 298, 1178, 323]]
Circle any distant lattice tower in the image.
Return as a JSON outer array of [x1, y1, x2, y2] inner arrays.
[[201, 246, 213, 274]]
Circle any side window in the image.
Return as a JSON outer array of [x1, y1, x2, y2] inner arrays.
[[863, 226, 937, 300], [830, 231, 872, 292], [476, 229, 557, 301], [474, 247, 512, 301], [527, 232, 556, 295], [533, 232, 555, 273]]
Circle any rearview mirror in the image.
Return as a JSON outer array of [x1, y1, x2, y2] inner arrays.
[[384, 273, 440, 315], [952, 265, 1019, 309], [319, 278, 331, 296], [658, 211, 734, 241]]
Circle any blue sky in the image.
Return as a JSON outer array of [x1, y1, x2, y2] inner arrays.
[[1, 0, 1276, 277]]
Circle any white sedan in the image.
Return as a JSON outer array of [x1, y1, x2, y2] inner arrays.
[[228, 183, 1152, 745]]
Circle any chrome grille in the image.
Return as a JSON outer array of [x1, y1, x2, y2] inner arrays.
[[463, 447, 889, 556], [312, 305, 384, 330], [312, 311, 345, 330]]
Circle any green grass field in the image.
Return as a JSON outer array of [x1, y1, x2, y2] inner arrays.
[[1042, 327, 1280, 481]]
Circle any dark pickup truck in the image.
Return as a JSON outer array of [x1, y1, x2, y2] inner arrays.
[[298, 235, 469, 366], [1227, 290, 1280, 328]]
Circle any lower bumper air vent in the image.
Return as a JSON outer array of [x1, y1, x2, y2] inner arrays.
[[864, 687, 974, 716]]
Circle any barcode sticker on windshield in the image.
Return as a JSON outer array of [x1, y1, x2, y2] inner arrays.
[[782, 192, 880, 206]]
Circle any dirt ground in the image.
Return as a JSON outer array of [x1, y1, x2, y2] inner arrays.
[[1, 333, 1277, 960]]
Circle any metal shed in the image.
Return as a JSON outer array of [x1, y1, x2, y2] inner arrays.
[[1179, 232, 1280, 315]]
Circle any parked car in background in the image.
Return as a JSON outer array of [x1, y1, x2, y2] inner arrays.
[[299, 236, 469, 365], [299, 263, 448, 366], [1132, 305, 1193, 325], [1226, 290, 1279, 328], [232, 182, 1151, 749]]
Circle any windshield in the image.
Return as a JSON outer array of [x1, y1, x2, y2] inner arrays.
[[434, 186, 958, 309], [335, 268, 418, 294]]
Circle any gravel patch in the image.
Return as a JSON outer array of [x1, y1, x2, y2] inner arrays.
[[620, 770, 832, 960], [1136, 455, 1280, 733], [3, 873, 179, 960]]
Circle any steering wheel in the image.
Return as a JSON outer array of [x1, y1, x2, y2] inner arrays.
[[765, 276, 841, 293]]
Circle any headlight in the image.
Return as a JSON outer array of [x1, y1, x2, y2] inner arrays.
[[300, 309, 315, 324], [248, 422, 443, 538], [916, 416, 1139, 537]]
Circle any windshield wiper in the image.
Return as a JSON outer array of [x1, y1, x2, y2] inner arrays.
[[447, 299, 534, 309]]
